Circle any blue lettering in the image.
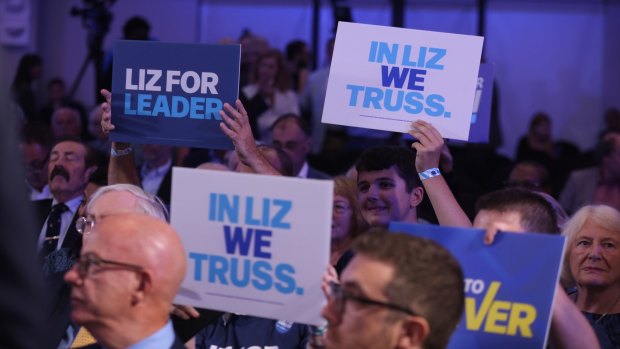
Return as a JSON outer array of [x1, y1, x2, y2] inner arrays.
[[253, 229, 272, 259], [425, 94, 445, 116], [381, 65, 408, 89], [229, 257, 251, 287], [377, 42, 398, 65], [406, 69, 426, 91], [346, 84, 365, 106], [224, 226, 253, 256], [189, 97, 204, 119], [152, 95, 170, 117], [218, 194, 238, 223], [261, 198, 270, 227], [124, 93, 136, 115], [271, 199, 292, 229], [245, 197, 261, 226], [189, 252, 208, 281], [404, 92, 424, 114], [383, 89, 403, 112], [363, 87, 383, 109], [401, 45, 417, 67], [426, 48, 446, 70], [252, 261, 273, 291], [275, 263, 296, 294], [137, 94, 152, 116], [368, 41, 378, 63], [205, 98, 222, 120], [171, 96, 189, 118], [417, 46, 428, 69], [209, 193, 217, 221], [207, 255, 229, 285]]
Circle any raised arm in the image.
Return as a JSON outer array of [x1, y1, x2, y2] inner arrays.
[[548, 284, 601, 349], [100, 89, 141, 186], [219, 100, 281, 176], [409, 120, 471, 227]]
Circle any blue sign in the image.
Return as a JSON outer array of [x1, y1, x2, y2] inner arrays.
[[468, 63, 495, 143], [110, 41, 240, 149], [389, 222, 565, 349]]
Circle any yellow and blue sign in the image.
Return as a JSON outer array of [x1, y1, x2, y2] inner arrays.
[[110, 41, 240, 149], [390, 222, 566, 349]]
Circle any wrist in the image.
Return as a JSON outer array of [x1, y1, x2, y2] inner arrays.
[[111, 145, 133, 157], [418, 167, 441, 180]]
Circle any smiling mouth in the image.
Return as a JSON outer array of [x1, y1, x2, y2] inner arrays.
[[582, 267, 606, 273]]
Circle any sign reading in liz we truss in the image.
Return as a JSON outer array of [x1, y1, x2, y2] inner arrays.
[[389, 222, 566, 349], [171, 167, 332, 325], [110, 41, 240, 149], [322, 22, 483, 141]]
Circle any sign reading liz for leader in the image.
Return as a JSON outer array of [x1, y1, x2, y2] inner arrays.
[[171, 168, 333, 325], [390, 222, 566, 349], [110, 41, 240, 149], [322, 22, 483, 141]]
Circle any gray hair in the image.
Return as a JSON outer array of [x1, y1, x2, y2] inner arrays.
[[87, 183, 168, 221], [561, 204, 620, 287]]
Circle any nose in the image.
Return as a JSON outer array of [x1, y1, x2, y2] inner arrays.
[[321, 296, 341, 326], [587, 244, 603, 260], [64, 264, 81, 285]]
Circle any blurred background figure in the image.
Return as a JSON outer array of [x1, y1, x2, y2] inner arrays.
[[11, 53, 43, 123], [285, 39, 311, 93], [51, 107, 83, 141], [38, 78, 87, 129], [505, 161, 551, 195], [330, 176, 367, 265], [20, 122, 54, 201], [241, 49, 299, 141]]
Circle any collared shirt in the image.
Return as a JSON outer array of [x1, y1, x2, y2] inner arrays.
[[37, 195, 82, 251], [297, 162, 309, 178], [128, 321, 175, 349], [29, 183, 52, 201], [141, 158, 172, 196]]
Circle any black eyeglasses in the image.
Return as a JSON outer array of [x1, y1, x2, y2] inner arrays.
[[74, 253, 144, 279], [76, 216, 95, 235], [328, 281, 417, 316]]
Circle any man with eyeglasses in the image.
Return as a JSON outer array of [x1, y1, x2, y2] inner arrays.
[[270, 113, 331, 179], [64, 213, 187, 349], [322, 228, 464, 349]]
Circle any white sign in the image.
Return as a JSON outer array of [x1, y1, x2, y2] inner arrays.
[[171, 167, 333, 325], [322, 22, 484, 141]]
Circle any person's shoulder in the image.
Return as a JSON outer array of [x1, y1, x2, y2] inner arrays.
[[307, 166, 331, 180]]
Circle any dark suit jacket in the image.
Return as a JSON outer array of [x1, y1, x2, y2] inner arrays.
[[79, 336, 186, 349], [33, 198, 83, 349], [307, 166, 331, 180], [138, 165, 173, 206]]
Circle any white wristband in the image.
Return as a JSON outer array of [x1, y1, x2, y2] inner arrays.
[[419, 167, 441, 180], [111, 146, 133, 157]]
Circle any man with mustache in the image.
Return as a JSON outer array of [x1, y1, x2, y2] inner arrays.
[[33, 137, 97, 349]]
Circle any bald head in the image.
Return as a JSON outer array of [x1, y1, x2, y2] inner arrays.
[[84, 213, 186, 306]]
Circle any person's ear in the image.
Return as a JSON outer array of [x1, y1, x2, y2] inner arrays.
[[396, 316, 430, 349], [409, 186, 424, 208], [131, 271, 152, 306], [303, 136, 312, 155]]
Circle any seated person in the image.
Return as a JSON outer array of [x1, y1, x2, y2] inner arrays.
[[561, 204, 620, 349], [64, 213, 187, 348]]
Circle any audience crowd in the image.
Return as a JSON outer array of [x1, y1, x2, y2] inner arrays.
[[7, 15, 620, 349]]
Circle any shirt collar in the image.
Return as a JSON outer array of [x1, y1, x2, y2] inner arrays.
[[52, 195, 83, 214], [141, 158, 172, 178], [297, 162, 309, 178], [127, 321, 175, 349]]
